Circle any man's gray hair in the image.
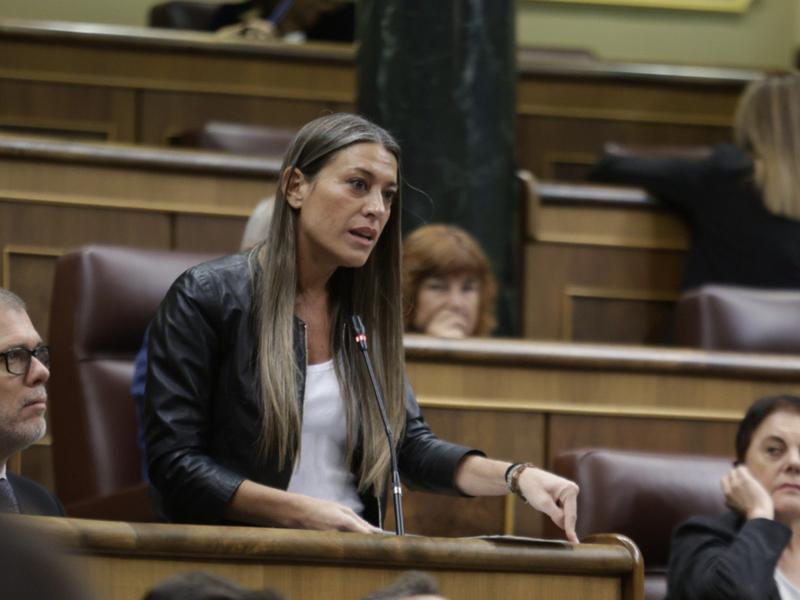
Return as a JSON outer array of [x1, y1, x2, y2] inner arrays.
[[362, 571, 441, 600], [0, 287, 25, 311]]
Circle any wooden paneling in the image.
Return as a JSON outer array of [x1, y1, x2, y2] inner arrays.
[[0, 136, 276, 209], [389, 408, 545, 538], [522, 175, 689, 343], [547, 415, 738, 467], [0, 79, 135, 141], [0, 202, 173, 334], [20, 517, 642, 600]]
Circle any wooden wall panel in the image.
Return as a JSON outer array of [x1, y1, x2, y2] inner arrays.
[[0, 202, 171, 333], [0, 156, 271, 209], [546, 415, 738, 469], [523, 243, 685, 341], [0, 79, 136, 141], [518, 116, 732, 181], [173, 214, 247, 254], [568, 293, 676, 345], [389, 408, 545, 537]]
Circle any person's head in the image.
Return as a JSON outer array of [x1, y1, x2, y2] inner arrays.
[[0, 288, 49, 466], [734, 73, 800, 220], [142, 572, 283, 600], [251, 113, 406, 495], [735, 395, 800, 520], [362, 571, 446, 600], [266, 112, 401, 273], [403, 224, 497, 338], [240, 197, 275, 251]]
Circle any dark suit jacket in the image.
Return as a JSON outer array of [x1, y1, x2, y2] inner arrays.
[[667, 511, 791, 600], [7, 472, 65, 517]]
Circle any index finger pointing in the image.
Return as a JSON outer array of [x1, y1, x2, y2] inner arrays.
[[562, 492, 579, 543]]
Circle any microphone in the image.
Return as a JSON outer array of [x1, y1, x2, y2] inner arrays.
[[351, 315, 405, 536]]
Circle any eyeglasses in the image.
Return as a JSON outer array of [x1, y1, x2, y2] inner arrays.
[[0, 345, 50, 376]]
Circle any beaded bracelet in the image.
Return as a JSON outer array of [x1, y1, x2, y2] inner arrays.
[[507, 462, 536, 503], [504, 463, 522, 488]]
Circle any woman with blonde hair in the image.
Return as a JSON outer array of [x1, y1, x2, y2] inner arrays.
[[403, 224, 497, 338], [145, 113, 579, 537], [591, 73, 800, 291]]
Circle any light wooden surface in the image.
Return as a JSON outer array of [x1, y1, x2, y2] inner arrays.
[[15, 516, 643, 600], [0, 19, 756, 180]]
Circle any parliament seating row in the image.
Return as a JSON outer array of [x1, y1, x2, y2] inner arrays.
[[41, 243, 737, 600], [0, 18, 755, 181], [0, 132, 689, 348], [40, 246, 795, 542]]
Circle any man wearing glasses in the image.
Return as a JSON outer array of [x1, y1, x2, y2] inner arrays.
[[0, 288, 63, 515]]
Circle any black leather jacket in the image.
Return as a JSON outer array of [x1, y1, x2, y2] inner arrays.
[[145, 253, 478, 525]]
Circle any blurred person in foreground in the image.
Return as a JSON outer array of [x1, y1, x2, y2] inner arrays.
[[362, 571, 446, 600], [668, 395, 800, 599], [402, 224, 497, 339], [0, 518, 88, 600], [142, 572, 283, 600]]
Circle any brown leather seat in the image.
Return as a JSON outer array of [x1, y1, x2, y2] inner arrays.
[[674, 284, 800, 353], [553, 448, 731, 600], [168, 122, 297, 156], [48, 245, 218, 521]]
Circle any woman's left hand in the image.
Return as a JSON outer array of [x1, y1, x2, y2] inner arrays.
[[517, 467, 580, 543]]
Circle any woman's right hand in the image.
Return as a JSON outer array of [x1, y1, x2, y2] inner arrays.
[[290, 495, 383, 534], [226, 480, 383, 533], [722, 465, 774, 520]]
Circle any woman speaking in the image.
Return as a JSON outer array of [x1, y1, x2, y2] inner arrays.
[[145, 113, 578, 538]]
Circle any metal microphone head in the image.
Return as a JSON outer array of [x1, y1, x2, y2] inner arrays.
[[351, 315, 368, 350]]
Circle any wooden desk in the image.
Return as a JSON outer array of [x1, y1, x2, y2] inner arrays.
[[0, 19, 759, 180], [20, 517, 643, 600], [404, 335, 800, 537], [521, 172, 688, 344]]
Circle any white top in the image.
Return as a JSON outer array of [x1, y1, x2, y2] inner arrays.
[[776, 569, 800, 600], [287, 360, 363, 514]]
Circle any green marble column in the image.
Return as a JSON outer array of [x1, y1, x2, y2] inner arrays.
[[357, 1, 519, 335]]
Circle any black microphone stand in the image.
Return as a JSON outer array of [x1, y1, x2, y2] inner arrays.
[[351, 315, 405, 536]]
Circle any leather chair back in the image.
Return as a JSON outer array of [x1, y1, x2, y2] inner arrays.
[[168, 121, 297, 156], [554, 448, 731, 600], [48, 245, 217, 520], [674, 284, 800, 353], [149, 1, 220, 30]]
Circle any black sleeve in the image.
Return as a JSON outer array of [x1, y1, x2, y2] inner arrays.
[[667, 515, 791, 600], [145, 268, 245, 522], [397, 381, 484, 495], [589, 153, 706, 212]]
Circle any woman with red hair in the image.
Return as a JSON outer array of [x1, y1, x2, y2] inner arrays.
[[403, 224, 497, 338]]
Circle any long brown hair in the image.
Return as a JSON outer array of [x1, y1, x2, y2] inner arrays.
[[735, 74, 800, 220], [402, 224, 497, 336], [249, 113, 405, 495]]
